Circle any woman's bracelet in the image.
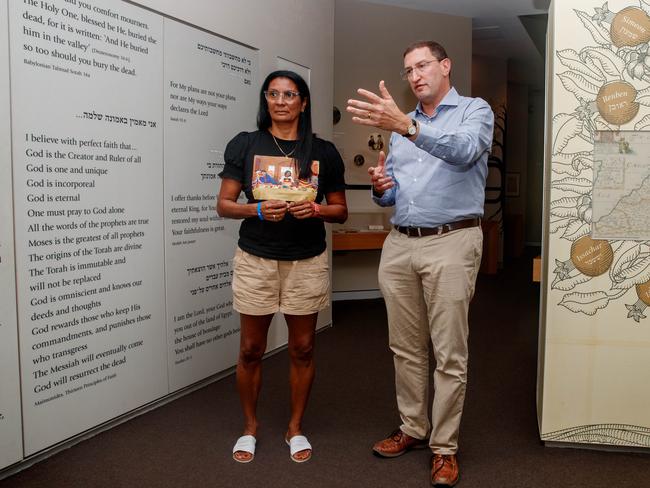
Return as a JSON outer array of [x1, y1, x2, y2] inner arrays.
[[312, 202, 321, 218], [256, 201, 264, 221]]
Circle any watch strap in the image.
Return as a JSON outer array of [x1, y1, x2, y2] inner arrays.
[[402, 118, 417, 137]]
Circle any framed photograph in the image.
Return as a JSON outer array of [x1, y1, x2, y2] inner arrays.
[[505, 172, 520, 197], [252, 156, 319, 202]]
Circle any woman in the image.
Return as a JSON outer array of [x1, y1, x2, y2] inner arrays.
[[282, 169, 295, 186], [217, 70, 347, 464]]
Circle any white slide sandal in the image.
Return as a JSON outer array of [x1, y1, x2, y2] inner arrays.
[[232, 435, 256, 463], [285, 434, 312, 463]]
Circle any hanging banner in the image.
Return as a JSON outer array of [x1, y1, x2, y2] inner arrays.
[[163, 19, 258, 390], [9, 0, 168, 455], [0, 0, 23, 470], [540, 0, 650, 448]]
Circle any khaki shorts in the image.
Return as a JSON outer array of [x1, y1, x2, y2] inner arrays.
[[232, 248, 330, 316]]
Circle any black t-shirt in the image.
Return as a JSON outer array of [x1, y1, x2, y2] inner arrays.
[[219, 130, 346, 260]]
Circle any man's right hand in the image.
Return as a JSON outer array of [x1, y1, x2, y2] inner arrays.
[[368, 151, 394, 196]]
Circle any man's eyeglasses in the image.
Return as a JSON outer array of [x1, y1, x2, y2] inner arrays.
[[264, 90, 301, 101], [400, 59, 441, 80]]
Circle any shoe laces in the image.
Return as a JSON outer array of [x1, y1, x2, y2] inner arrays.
[[433, 454, 454, 472], [389, 429, 404, 441]]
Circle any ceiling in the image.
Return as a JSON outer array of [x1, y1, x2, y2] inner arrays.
[[357, 0, 551, 62]]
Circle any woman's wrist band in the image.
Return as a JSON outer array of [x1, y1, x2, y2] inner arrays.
[[257, 201, 264, 221], [312, 202, 321, 218]]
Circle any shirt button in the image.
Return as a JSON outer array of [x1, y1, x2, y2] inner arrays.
[[418, 158, 422, 162], [410, 200, 414, 205]]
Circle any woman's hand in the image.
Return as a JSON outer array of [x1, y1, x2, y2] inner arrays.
[[261, 200, 288, 221], [287, 200, 317, 220]]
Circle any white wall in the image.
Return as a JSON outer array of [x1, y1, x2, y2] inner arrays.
[[472, 55, 507, 107]]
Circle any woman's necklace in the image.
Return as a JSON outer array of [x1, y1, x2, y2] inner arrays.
[[271, 133, 297, 158]]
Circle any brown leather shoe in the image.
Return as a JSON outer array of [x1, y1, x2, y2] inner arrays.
[[431, 454, 459, 487], [372, 429, 427, 458]]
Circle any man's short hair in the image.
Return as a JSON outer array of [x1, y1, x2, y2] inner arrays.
[[403, 40, 448, 61]]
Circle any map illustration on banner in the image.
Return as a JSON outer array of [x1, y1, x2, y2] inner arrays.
[[593, 130, 650, 241]]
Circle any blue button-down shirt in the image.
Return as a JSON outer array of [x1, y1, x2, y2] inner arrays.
[[373, 87, 494, 228]]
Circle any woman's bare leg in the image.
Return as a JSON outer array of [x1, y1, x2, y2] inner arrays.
[[285, 312, 317, 461], [233, 313, 273, 462]]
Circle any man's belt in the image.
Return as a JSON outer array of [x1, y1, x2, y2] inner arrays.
[[394, 218, 480, 237]]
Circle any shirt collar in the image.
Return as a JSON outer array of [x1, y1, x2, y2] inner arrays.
[[415, 87, 459, 116]]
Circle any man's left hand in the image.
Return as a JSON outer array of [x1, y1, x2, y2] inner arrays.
[[347, 81, 411, 133]]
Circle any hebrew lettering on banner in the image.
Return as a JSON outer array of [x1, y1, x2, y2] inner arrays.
[[164, 19, 258, 390]]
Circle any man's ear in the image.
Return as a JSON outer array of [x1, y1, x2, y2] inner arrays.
[[440, 58, 451, 77]]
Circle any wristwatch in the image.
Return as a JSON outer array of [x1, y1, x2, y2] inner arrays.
[[402, 118, 417, 137]]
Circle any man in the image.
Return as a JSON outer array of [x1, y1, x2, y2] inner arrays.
[[347, 40, 493, 486], [255, 169, 278, 185]]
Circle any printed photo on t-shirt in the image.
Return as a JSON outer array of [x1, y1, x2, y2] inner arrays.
[[252, 155, 319, 202]]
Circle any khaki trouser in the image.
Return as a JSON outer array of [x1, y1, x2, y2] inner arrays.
[[378, 226, 483, 454]]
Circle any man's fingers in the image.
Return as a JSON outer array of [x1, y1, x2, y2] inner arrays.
[[377, 151, 386, 169], [378, 80, 392, 100], [346, 99, 374, 112], [351, 116, 378, 127], [347, 103, 378, 126], [376, 179, 394, 191], [346, 103, 372, 120], [353, 117, 385, 129], [356, 88, 382, 103], [346, 106, 372, 119]]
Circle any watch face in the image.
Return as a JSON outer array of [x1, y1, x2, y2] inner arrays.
[[407, 121, 417, 135]]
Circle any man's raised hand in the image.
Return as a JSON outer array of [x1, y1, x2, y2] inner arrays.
[[368, 151, 394, 196], [347, 81, 411, 133]]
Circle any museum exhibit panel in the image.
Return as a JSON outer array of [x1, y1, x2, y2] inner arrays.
[[538, 0, 650, 448]]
